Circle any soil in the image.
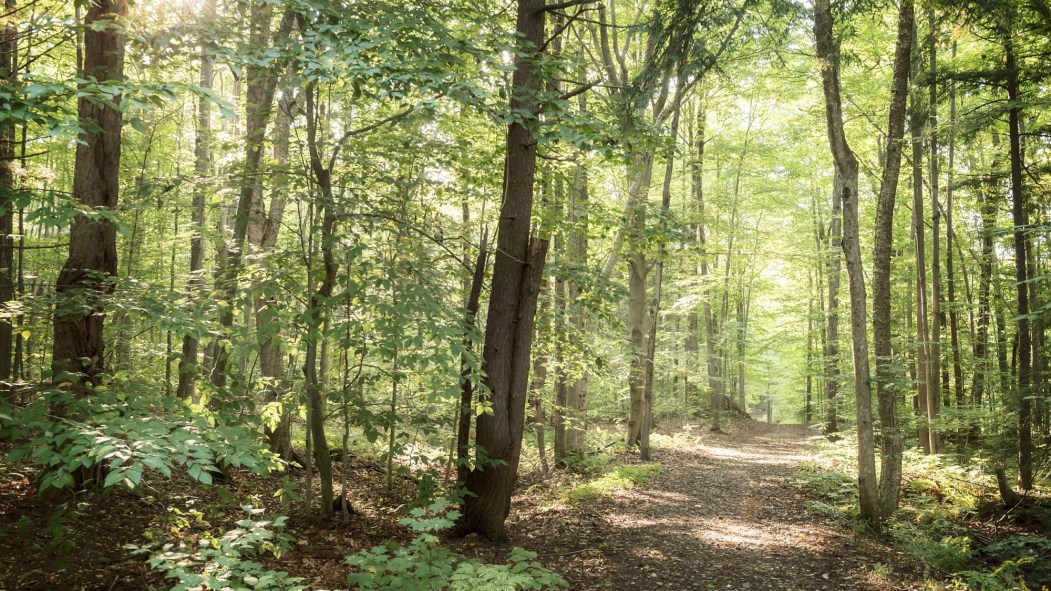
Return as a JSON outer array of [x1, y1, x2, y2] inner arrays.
[[0, 421, 927, 590], [507, 421, 925, 591]]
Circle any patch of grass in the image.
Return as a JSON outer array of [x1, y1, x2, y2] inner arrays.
[[561, 463, 661, 505]]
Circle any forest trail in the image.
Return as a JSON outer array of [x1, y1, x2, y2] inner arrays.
[[520, 423, 922, 591]]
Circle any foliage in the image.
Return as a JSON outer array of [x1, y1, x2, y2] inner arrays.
[[561, 463, 662, 505], [0, 383, 279, 492], [344, 499, 567, 590], [129, 506, 302, 591]]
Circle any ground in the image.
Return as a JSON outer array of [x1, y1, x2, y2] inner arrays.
[[1, 421, 928, 590]]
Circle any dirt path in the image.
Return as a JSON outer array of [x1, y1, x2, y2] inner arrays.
[[517, 423, 923, 591]]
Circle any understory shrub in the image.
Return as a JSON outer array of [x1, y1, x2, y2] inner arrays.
[[128, 506, 302, 591], [345, 499, 568, 590]]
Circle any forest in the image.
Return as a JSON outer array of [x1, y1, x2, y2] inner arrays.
[[0, 0, 1049, 589]]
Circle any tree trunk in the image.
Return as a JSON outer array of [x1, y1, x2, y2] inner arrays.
[[626, 152, 654, 449], [927, 11, 942, 454], [1005, 32, 1033, 490], [814, 0, 878, 522], [210, 4, 293, 392], [456, 0, 548, 541], [694, 106, 722, 432], [872, 0, 913, 519], [52, 0, 126, 389], [563, 158, 589, 460], [253, 82, 296, 460], [909, 31, 933, 454], [303, 82, 334, 514], [641, 105, 680, 460], [0, 0, 17, 390], [944, 42, 965, 438], [176, 4, 214, 399]]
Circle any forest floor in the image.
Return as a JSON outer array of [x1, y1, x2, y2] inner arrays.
[[0, 419, 928, 590], [506, 420, 925, 591]]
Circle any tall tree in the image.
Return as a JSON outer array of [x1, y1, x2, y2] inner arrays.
[[814, 0, 878, 521], [456, 0, 549, 541], [0, 0, 16, 388], [872, 0, 914, 518], [52, 0, 127, 389]]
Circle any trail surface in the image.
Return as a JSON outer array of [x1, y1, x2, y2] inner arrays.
[[515, 422, 922, 591]]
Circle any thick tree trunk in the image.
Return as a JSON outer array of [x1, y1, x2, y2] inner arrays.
[[872, 0, 913, 519], [814, 0, 878, 522], [456, 0, 547, 541], [52, 0, 126, 388]]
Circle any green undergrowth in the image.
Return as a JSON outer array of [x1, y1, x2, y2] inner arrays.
[[561, 463, 662, 504], [792, 436, 1050, 591]]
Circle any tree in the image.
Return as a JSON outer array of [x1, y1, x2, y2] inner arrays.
[[52, 0, 127, 389], [872, 0, 914, 518], [813, 0, 877, 521], [455, 0, 549, 542]]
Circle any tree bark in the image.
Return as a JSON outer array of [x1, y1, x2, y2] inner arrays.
[[1005, 30, 1033, 490], [909, 29, 932, 453], [176, 0, 215, 400], [52, 0, 126, 389], [872, 0, 913, 519], [456, 0, 548, 541], [210, 4, 294, 392], [926, 10, 942, 454], [0, 0, 16, 389], [814, 0, 878, 522]]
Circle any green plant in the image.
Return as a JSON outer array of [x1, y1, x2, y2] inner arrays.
[[561, 463, 661, 504], [1, 385, 279, 493], [129, 505, 301, 591], [345, 499, 567, 590]]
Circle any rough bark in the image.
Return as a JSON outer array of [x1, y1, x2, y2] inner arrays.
[[0, 0, 16, 388], [1005, 32, 1033, 490], [814, 0, 878, 522], [52, 0, 126, 389], [456, 0, 548, 541], [872, 0, 913, 519]]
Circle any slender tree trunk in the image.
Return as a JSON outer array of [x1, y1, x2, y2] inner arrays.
[[927, 11, 943, 454], [944, 43, 965, 432], [872, 0, 913, 518], [824, 169, 843, 435], [693, 106, 721, 431], [641, 106, 680, 460], [0, 0, 17, 390], [909, 31, 932, 453], [814, 0, 878, 522], [52, 0, 126, 389], [1005, 32, 1033, 490], [303, 82, 334, 514], [253, 82, 296, 459], [210, 5, 293, 392], [456, 235, 488, 486], [456, 0, 548, 541], [626, 151, 654, 448], [563, 157, 589, 460]]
